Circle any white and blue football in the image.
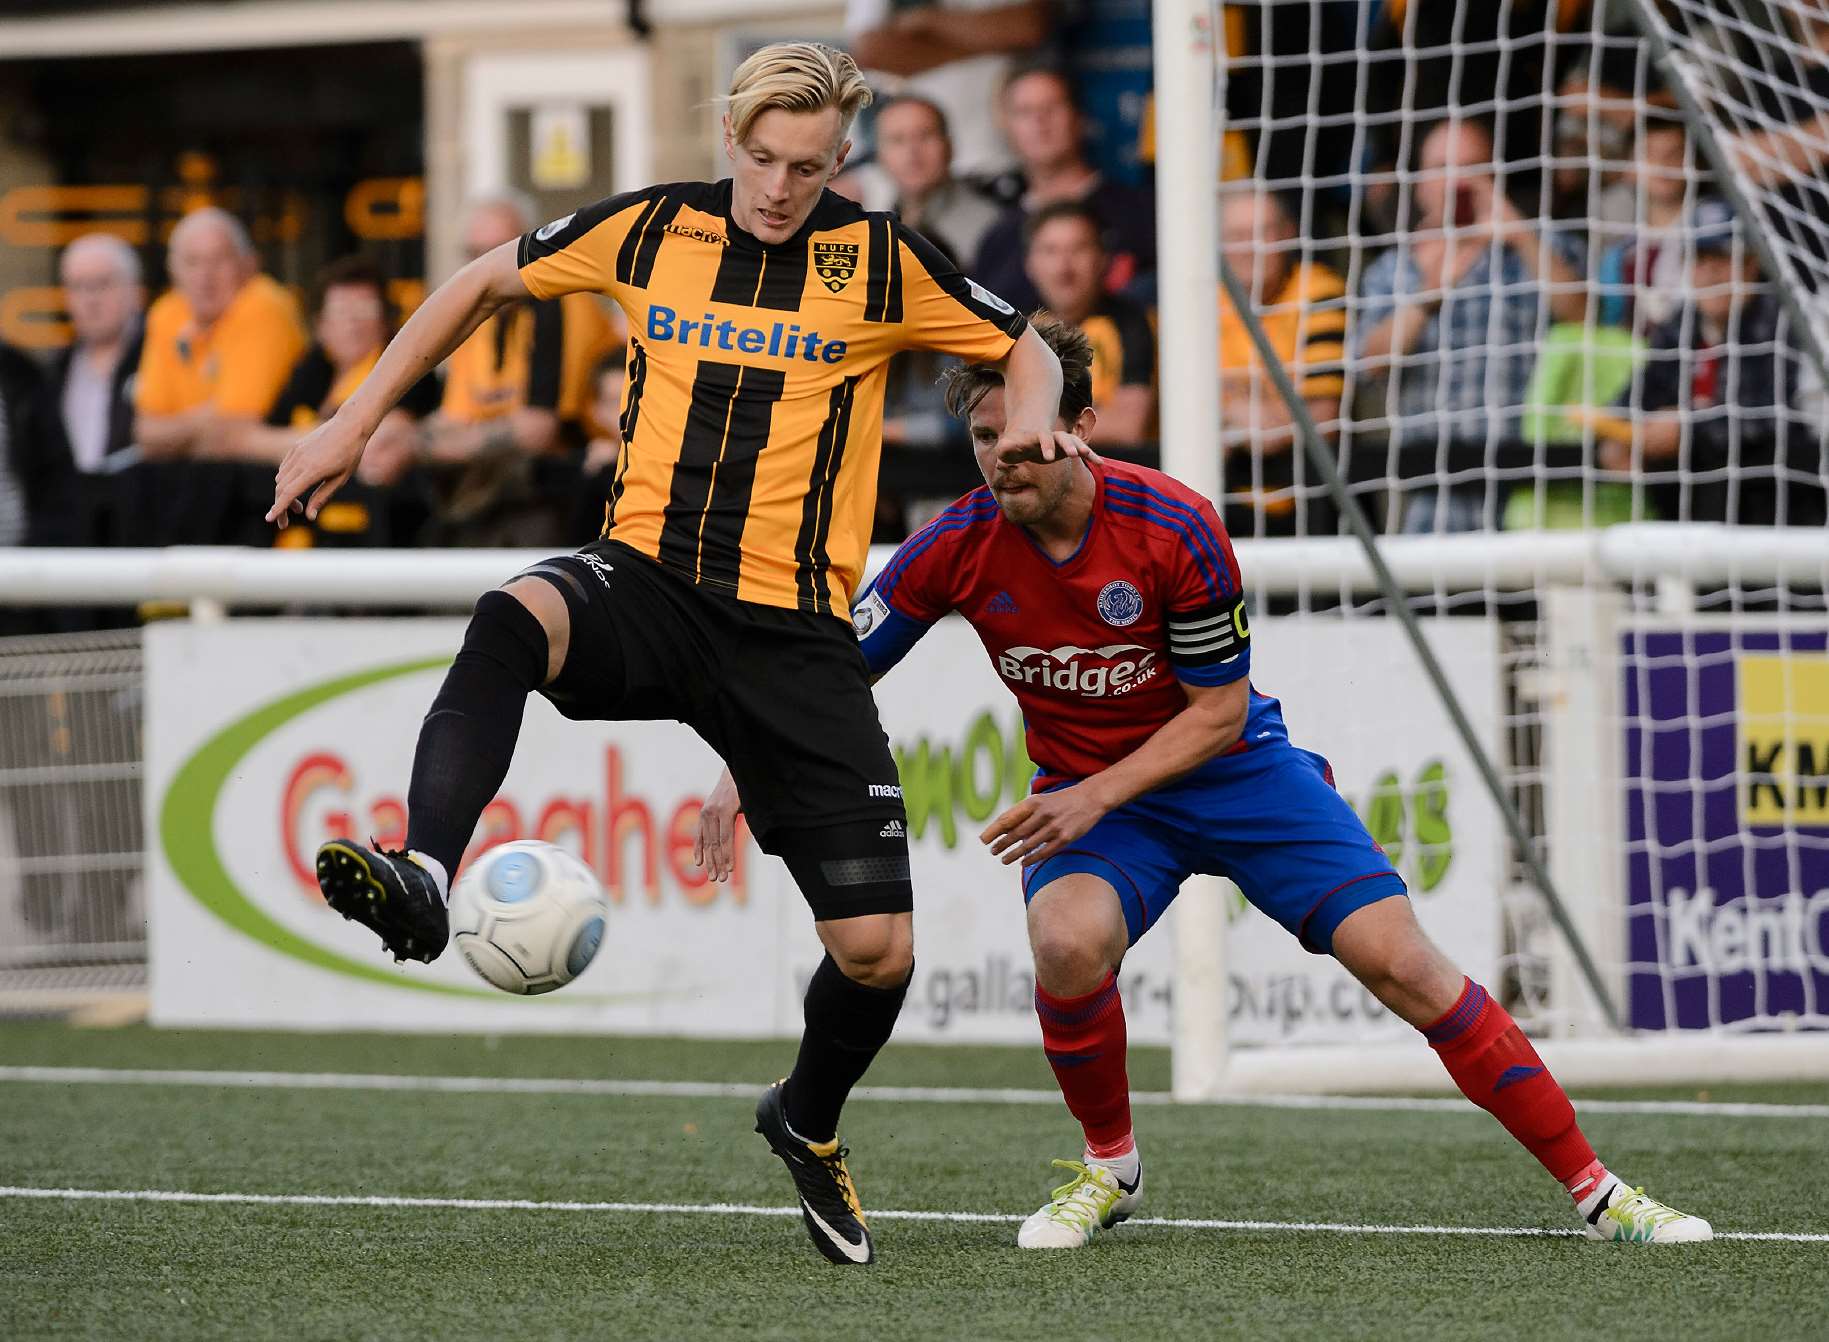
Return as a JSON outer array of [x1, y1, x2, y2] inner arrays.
[[448, 840, 608, 995]]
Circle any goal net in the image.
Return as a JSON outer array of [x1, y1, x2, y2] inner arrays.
[[1163, 0, 1829, 1092]]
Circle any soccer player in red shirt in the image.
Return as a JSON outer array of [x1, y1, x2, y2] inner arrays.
[[699, 317, 1711, 1248]]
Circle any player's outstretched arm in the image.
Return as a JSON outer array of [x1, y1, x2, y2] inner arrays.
[[266, 242, 532, 525], [983, 678, 1249, 866], [695, 768, 744, 883], [993, 325, 1099, 466]]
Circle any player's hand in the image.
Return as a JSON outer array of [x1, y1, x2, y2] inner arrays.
[[994, 427, 1101, 467], [981, 785, 1108, 867], [267, 412, 369, 528], [694, 769, 743, 883]]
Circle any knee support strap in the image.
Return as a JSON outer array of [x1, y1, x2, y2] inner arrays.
[[463, 588, 551, 691]]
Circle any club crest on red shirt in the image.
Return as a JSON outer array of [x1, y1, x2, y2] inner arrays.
[[1097, 579, 1144, 628]]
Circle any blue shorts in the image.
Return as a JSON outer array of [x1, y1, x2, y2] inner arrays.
[[1020, 743, 1407, 954]]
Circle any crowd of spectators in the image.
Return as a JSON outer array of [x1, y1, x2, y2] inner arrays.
[[3, 9, 1827, 625], [0, 190, 623, 612], [843, 8, 1828, 538]]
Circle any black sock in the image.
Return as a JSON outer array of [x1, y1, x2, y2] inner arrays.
[[784, 953, 912, 1142], [405, 590, 548, 877]]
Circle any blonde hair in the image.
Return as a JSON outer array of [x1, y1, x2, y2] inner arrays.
[[724, 42, 873, 147]]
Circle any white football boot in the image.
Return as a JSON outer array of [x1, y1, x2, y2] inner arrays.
[[1016, 1159, 1143, 1249], [1582, 1181, 1713, 1243]]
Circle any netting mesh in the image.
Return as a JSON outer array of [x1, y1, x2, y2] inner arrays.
[[1204, 0, 1829, 1041], [1215, 0, 1827, 541]]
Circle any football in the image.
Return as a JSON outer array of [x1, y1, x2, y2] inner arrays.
[[448, 841, 609, 995]]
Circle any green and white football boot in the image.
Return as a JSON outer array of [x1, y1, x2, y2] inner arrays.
[[1583, 1182, 1713, 1243], [1016, 1158, 1143, 1249]]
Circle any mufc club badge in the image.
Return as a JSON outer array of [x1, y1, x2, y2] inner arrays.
[[813, 241, 860, 293]]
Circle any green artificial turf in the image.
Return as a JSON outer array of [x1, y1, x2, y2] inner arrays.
[[1, 1023, 1824, 1341]]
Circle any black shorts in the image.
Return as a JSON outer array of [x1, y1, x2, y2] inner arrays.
[[521, 542, 910, 917]]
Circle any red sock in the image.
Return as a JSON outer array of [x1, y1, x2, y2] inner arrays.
[[1035, 972, 1133, 1158], [1424, 978, 1596, 1184]]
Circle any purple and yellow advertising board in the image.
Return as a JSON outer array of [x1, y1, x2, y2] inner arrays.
[[1623, 629, 1829, 1031]]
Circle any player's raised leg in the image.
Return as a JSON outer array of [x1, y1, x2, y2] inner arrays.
[[753, 824, 915, 1266], [1016, 872, 1144, 1249], [1330, 897, 1713, 1243], [316, 575, 569, 963]]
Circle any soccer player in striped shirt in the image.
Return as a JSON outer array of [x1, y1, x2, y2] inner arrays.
[[699, 318, 1712, 1248], [266, 42, 1089, 1267]]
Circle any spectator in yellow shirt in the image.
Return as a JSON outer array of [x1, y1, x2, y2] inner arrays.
[[1217, 188, 1349, 534], [424, 193, 617, 465], [1217, 187, 1347, 449], [232, 257, 440, 477], [133, 207, 306, 458]]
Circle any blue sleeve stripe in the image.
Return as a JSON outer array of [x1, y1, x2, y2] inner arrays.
[[878, 513, 988, 598], [877, 493, 994, 587], [1103, 479, 1235, 597], [1174, 655, 1249, 687], [1101, 499, 1224, 601], [1104, 479, 1233, 586], [876, 494, 997, 599]]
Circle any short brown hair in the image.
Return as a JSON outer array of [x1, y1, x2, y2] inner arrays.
[[942, 315, 1094, 423], [313, 255, 389, 320], [724, 42, 873, 146], [1022, 199, 1103, 250]]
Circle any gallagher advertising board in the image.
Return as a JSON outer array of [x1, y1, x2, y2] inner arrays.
[[147, 615, 1499, 1045]]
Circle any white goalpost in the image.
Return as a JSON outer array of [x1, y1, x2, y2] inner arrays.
[[1149, 0, 1829, 1093]]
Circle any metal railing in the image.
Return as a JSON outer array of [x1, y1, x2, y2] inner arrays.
[[0, 630, 144, 997]]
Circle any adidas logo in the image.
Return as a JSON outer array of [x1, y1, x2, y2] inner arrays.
[[879, 820, 905, 839], [986, 591, 1020, 615]]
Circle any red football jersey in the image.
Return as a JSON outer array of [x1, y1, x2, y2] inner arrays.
[[856, 458, 1280, 786]]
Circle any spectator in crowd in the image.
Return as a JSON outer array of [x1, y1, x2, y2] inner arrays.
[[212, 257, 440, 548], [840, 95, 1001, 265], [1593, 198, 1824, 527], [1723, 8, 1829, 193], [428, 194, 565, 461], [418, 194, 617, 546], [1355, 118, 1587, 532], [244, 257, 439, 474], [876, 343, 976, 540], [1717, 7, 1829, 298], [839, 94, 997, 534], [570, 350, 626, 541], [133, 206, 305, 458], [1547, 45, 1647, 232], [846, 0, 1053, 181], [428, 193, 616, 461], [0, 338, 66, 557], [1216, 188, 1348, 535], [1595, 116, 1692, 331], [47, 233, 144, 476], [583, 351, 624, 478], [1024, 200, 1155, 448], [972, 64, 1157, 314]]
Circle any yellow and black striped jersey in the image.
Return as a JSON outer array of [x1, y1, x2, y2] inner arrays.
[[517, 179, 1026, 616]]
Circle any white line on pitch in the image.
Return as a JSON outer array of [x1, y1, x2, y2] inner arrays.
[[1, 1065, 1826, 1120], [2, 1185, 1823, 1243]]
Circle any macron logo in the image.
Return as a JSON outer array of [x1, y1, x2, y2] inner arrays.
[[646, 304, 848, 364]]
